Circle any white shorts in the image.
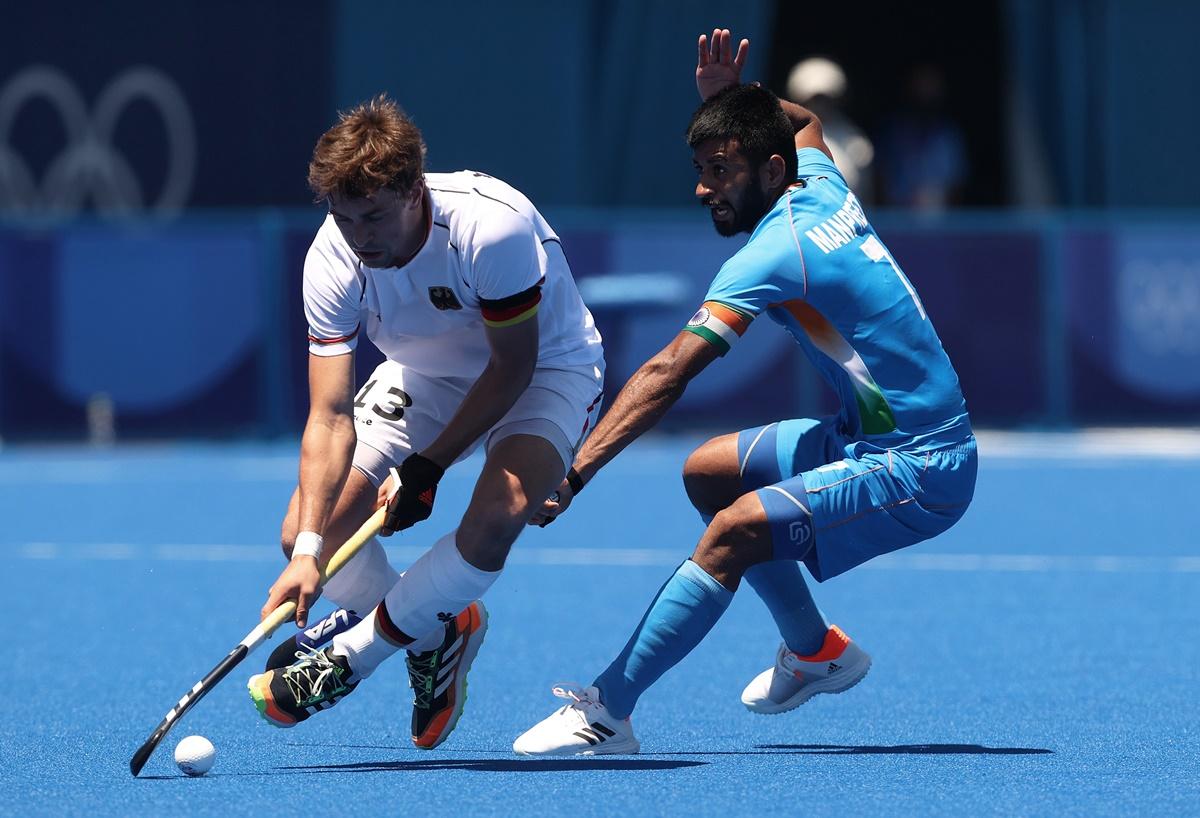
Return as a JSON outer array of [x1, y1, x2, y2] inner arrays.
[[350, 360, 605, 487]]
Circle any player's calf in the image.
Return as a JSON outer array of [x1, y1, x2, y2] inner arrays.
[[691, 492, 775, 589]]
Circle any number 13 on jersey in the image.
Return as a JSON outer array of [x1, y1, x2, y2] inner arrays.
[[354, 379, 413, 422]]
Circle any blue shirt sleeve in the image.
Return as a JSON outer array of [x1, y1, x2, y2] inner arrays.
[[796, 147, 845, 184], [703, 224, 801, 317]]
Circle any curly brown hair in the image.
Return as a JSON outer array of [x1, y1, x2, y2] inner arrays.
[[308, 94, 427, 201]]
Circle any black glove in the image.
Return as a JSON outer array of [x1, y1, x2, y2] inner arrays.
[[382, 453, 444, 536]]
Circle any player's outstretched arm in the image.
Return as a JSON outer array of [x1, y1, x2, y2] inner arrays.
[[696, 28, 748, 102], [262, 351, 357, 627], [695, 28, 831, 159], [530, 331, 720, 525]]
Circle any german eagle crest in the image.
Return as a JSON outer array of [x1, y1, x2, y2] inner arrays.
[[428, 286, 462, 311]]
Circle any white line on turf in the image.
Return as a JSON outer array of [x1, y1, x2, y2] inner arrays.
[[9, 542, 1200, 573], [3, 429, 1200, 486], [21, 542, 59, 559], [975, 428, 1200, 460]]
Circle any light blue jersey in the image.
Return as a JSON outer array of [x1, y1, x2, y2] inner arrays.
[[686, 148, 971, 452], [582, 148, 980, 730]]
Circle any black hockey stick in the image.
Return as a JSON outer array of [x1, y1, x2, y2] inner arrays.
[[129, 507, 386, 776]]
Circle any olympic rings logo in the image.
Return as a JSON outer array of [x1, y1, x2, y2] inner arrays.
[[1122, 259, 1200, 356], [0, 65, 196, 219]]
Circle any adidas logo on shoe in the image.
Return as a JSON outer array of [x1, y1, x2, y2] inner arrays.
[[512, 685, 641, 756], [573, 722, 617, 747], [827, 662, 842, 674]]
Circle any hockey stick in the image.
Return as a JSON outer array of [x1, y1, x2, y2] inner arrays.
[[129, 506, 387, 777]]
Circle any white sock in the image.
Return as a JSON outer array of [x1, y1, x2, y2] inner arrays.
[[404, 625, 446, 654], [332, 530, 499, 678], [319, 536, 400, 616]]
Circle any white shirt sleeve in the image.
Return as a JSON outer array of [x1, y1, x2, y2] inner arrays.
[[466, 209, 544, 301], [303, 217, 364, 357]]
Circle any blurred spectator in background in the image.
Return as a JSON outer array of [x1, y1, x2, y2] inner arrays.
[[877, 63, 967, 211], [786, 57, 875, 203]]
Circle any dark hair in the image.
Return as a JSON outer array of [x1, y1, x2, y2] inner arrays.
[[686, 85, 797, 183], [308, 94, 427, 200]]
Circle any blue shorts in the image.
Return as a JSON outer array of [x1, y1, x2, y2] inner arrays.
[[738, 417, 977, 581]]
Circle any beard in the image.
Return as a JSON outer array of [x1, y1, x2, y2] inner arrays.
[[357, 253, 392, 268], [709, 184, 770, 237]]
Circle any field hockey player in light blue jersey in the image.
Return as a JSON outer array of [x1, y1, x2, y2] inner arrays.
[[512, 29, 977, 755]]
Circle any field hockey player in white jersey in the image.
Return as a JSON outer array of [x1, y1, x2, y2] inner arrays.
[[247, 95, 605, 750]]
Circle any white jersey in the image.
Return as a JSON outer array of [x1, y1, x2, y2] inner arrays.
[[303, 170, 603, 378]]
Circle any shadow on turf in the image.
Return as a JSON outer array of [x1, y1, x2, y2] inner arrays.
[[138, 746, 1044, 780], [281, 758, 707, 773], [753, 744, 1053, 755], [280, 741, 1053, 759]]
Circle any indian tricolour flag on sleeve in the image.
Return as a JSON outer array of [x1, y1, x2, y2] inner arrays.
[[684, 301, 753, 355]]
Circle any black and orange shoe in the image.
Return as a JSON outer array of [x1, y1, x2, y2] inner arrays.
[[407, 601, 489, 749], [248, 646, 358, 728]]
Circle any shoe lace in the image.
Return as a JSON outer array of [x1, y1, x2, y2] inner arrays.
[[407, 650, 438, 709], [282, 648, 349, 707], [550, 683, 598, 717]]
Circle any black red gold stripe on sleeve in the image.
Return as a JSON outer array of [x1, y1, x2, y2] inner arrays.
[[479, 279, 543, 328], [308, 324, 360, 345]]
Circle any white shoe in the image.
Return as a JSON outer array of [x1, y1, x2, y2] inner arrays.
[[513, 684, 640, 756], [741, 626, 871, 714]]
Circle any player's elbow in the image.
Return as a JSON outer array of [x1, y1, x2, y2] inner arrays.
[[309, 406, 355, 435], [803, 107, 823, 133], [302, 408, 357, 456]]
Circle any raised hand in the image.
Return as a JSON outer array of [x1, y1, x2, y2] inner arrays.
[[696, 28, 749, 102]]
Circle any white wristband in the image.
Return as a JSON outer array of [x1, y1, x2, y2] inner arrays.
[[292, 531, 324, 560]]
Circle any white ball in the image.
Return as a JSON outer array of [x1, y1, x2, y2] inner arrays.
[[174, 735, 216, 777]]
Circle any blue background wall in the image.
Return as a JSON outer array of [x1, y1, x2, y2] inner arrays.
[[4, 212, 1198, 440], [1008, 0, 1200, 208]]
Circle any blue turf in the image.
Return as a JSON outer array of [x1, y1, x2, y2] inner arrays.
[[3, 438, 1198, 816]]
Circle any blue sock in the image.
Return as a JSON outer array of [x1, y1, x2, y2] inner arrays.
[[593, 559, 733, 720], [743, 560, 828, 656]]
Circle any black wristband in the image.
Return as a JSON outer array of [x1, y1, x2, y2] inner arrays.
[[566, 467, 585, 496]]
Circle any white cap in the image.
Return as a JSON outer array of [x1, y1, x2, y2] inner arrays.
[[787, 57, 848, 103]]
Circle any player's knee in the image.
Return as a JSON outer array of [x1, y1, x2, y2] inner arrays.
[[682, 436, 739, 516], [457, 503, 523, 569], [700, 511, 751, 568], [696, 496, 772, 575], [681, 447, 711, 510]]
